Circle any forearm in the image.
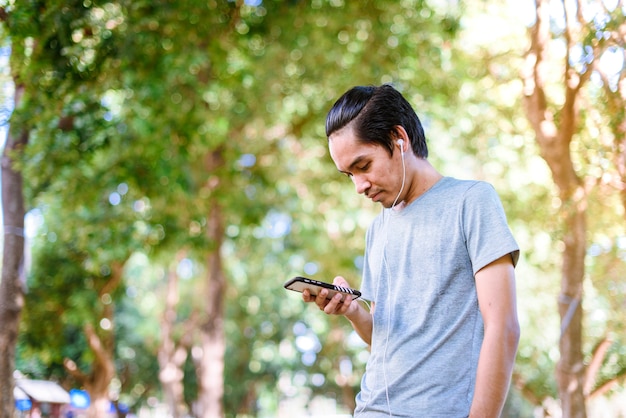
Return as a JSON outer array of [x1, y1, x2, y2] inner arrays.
[[345, 301, 373, 346], [469, 325, 520, 417]]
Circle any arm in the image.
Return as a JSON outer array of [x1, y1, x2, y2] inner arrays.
[[470, 254, 520, 418], [302, 276, 374, 346]]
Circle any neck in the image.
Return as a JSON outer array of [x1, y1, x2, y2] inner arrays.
[[402, 158, 443, 205]]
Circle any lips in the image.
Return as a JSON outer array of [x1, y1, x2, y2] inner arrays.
[[368, 191, 380, 201]]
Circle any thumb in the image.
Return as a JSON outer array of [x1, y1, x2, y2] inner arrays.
[[333, 276, 350, 288]]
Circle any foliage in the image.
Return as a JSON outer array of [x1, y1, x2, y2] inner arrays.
[[4, 0, 625, 416]]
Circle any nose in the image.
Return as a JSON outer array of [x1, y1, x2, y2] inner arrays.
[[353, 174, 370, 195]]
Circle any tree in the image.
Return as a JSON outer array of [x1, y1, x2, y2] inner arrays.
[[521, 0, 626, 415], [0, 82, 26, 418], [105, 1, 468, 415], [20, 0, 626, 416], [1, 2, 134, 416], [157, 252, 195, 418]]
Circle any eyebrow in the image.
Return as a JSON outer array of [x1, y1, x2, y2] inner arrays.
[[338, 155, 369, 175]]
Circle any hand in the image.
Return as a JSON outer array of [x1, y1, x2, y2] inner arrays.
[[302, 276, 358, 316]]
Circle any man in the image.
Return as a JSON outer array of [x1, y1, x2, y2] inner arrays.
[[303, 84, 520, 417]]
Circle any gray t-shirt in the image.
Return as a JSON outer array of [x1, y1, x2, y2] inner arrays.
[[354, 177, 519, 417]]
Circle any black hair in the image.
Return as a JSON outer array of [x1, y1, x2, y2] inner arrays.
[[325, 84, 428, 158]]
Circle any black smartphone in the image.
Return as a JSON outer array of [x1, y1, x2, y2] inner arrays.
[[284, 276, 361, 301]]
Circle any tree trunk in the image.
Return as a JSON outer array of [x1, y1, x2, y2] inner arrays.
[[522, 0, 588, 415], [159, 255, 193, 418], [556, 192, 587, 418], [0, 84, 27, 418], [64, 323, 116, 418], [64, 264, 123, 418], [196, 150, 226, 418]]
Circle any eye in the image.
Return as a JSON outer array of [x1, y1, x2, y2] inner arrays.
[[357, 163, 370, 172]]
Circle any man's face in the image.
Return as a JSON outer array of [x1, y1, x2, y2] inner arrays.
[[329, 125, 403, 208]]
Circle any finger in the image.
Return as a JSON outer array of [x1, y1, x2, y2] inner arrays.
[[315, 288, 329, 306], [333, 276, 348, 287], [336, 295, 353, 314], [323, 293, 344, 314]]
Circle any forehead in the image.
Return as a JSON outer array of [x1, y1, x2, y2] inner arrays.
[[328, 125, 383, 171]]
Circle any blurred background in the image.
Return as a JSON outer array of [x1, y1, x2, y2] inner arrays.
[[0, 0, 625, 417]]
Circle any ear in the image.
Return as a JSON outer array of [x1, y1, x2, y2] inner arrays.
[[393, 125, 410, 153]]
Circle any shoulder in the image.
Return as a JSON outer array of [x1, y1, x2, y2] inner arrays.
[[444, 177, 493, 192], [430, 177, 498, 203]]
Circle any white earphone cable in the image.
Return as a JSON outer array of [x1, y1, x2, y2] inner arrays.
[[391, 144, 406, 210]]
